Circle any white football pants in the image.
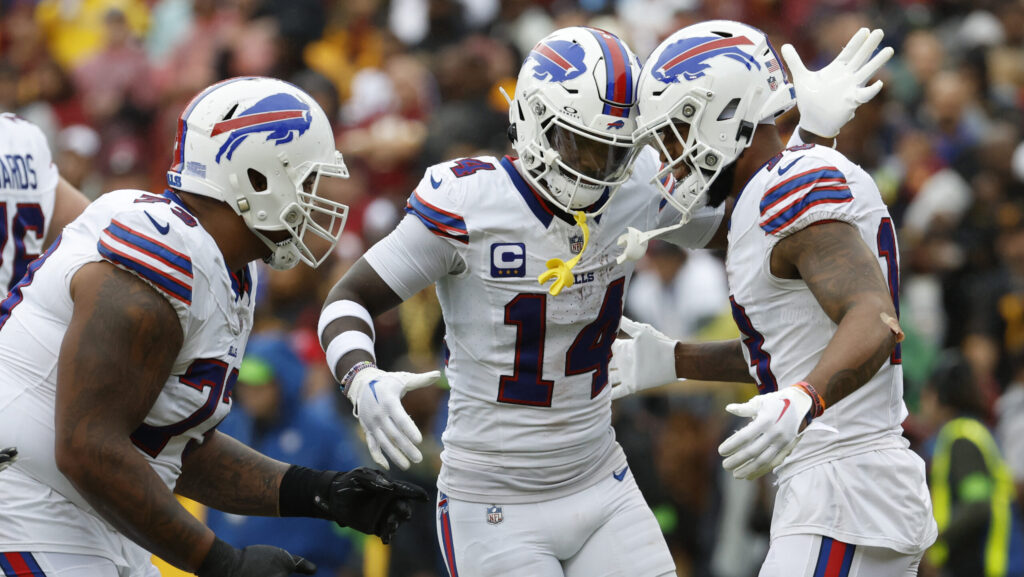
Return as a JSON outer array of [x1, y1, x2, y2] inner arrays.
[[759, 534, 922, 577], [435, 464, 676, 577]]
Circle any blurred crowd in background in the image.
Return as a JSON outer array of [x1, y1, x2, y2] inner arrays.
[[3, 0, 1024, 575]]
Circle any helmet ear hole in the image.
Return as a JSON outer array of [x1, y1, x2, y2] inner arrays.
[[717, 98, 741, 121], [247, 168, 268, 192]]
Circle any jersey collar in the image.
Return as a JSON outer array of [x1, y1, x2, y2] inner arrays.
[[500, 156, 605, 227]]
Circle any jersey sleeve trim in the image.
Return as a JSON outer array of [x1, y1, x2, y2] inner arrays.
[[97, 220, 194, 305], [759, 166, 852, 235], [405, 191, 469, 244]]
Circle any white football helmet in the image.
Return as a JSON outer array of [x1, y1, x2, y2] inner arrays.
[[167, 76, 349, 270], [636, 20, 796, 220], [508, 26, 641, 215]]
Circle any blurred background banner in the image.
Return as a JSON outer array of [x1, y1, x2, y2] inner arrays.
[[5, 0, 1024, 575]]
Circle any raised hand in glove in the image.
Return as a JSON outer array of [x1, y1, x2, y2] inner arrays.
[[280, 465, 430, 544], [197, 537, 316, 577], [607, 318, 681, 400], [718, 383, 826, 480], [782, 27, 894, 138], [346, 365, 441, 470], [0, 447, 16, 473]]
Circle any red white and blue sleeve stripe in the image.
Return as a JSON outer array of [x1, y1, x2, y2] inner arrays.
[[759, 166, 852, 235], [97, 220, 194, 305], [405, 191, 469, 244], [0, 552, 46, 577]]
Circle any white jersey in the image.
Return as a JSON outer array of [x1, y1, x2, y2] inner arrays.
[[0, 114, 59, 291], [727, 143, 935, 553], [0, 189, 256, 567], [366, 151, 669, 503]]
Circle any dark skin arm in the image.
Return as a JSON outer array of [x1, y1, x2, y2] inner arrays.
[[673, 339, 755, 384], [55, 262, 213, 571], [770, 220, 897, 406], [174, 430, 288, 516], [321, 257, 404, 380], [44, 177, 90, 247]]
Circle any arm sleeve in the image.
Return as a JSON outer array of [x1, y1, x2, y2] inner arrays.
[[363, 214, 464, 300]]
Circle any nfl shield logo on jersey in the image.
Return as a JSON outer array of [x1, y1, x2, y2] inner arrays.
[[486, 505, 504, 525], [569, 233, 584, 255]]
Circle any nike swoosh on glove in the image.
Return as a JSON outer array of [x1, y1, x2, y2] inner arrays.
[[346, 366, 441, 470], [782, 27, 894, 138], [608, 317, 681, 400], [718, 384, 820, 480]]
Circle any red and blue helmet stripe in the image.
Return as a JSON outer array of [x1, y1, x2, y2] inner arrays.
[[170, 77, 251, 173], [587, 28, 634, 118]]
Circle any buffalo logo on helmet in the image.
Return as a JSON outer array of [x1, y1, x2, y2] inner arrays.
[[527, 40, 587, 83], [211, 93, 313, 163], [606, 119, 625, 129], [651, 36, 760, 84]]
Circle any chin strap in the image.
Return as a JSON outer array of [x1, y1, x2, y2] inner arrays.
[[538, 211, 590, 296]]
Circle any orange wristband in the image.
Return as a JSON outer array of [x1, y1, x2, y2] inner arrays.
[[793, 381, 826, 424]]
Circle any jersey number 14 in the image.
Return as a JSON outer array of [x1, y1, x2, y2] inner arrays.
[[497, 279, 624, 406]]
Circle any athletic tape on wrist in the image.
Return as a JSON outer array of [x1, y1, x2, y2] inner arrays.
[[325, 331, 375, 382], [318, 300, 376, 349]]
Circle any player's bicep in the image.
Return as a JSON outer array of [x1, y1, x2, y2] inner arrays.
[[771, 220, 894, 323], [56, 262, 183, 449]]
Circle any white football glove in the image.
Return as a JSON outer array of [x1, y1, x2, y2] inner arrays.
[[718, 385, 821, 480], [782, 27, 894, 139], [346, 366, 441, 470], [608, 317, 681, 400]]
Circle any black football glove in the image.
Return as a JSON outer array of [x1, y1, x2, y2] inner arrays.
[[0, 447, 17, 473], [197, 537, 316, 577], [315, 467, 430, 544]]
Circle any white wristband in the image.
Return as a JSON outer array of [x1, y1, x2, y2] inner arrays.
[[318, 300, 376, 349], [325, 331, 375, 382]]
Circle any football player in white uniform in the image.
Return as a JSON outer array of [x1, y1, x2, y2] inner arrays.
[[611, 22, 937, 577], [316, 26, 875, 577], [0, 77, 427, 577], [320, 27, 677, 577], [0, 114, 89, 291], [0, 115, 89, 478]]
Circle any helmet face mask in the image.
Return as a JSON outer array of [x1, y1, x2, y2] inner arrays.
[[635, 21, 796, 221], [255, 155, 350, 270], [509, 27, 642, 215], [168, 77, 350, 270]]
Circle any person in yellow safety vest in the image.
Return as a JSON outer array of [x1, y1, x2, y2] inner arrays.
[[921, 352, 1018, 577]]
